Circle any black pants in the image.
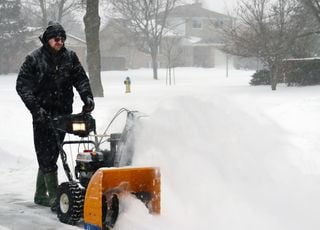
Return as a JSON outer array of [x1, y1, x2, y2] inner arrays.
[[33, 120, 65, 174]]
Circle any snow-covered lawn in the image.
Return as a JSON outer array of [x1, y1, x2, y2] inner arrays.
[[1, 67, 320, 230]]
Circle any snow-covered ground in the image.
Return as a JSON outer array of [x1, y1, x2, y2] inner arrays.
[[1, 67, 320, 230]]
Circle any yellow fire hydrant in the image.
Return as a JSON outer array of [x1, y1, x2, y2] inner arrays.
[[124, 76, 131, 93]]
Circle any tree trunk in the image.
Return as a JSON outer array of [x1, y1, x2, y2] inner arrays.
[[169, 67, 172, 85], [57, 0, 66, 23], [271, 76, 277, 90], [151, 48, 158, 80], [39, 0, 47, 28], [83, 0, 104, 97], [270, 65, 278, 91]]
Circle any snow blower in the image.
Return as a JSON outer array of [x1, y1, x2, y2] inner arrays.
[[49, 108, 161, 230]]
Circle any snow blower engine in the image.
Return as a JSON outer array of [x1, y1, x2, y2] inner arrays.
[[50, 109, 161, 230]]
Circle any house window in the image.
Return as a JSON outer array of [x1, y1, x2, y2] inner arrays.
[[192, 19, 202, 29], [214, 20, 224, 28]]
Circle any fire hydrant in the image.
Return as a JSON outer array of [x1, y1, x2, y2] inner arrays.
[[124, 76, 131, 93]]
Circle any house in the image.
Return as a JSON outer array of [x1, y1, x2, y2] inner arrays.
[[99, 18, 151, 70], [162, 3, 232, 68], [99, 3, 234, 70]]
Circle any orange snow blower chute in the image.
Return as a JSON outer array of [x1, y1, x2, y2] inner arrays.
[[84, 167, 161, 230]]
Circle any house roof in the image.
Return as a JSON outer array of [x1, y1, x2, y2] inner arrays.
[[283, 57, 320, 61], [168, 3, 230, 19], [24, 28, 86, 51], [197, 37, 224, 44], [68, 34, 86, 44], [100, 17, 129, 34], [180, 36, 224, 47], [26, 26, 86, 44]]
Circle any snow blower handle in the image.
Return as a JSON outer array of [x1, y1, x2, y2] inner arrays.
[[82, 97, 95, 113], [50, 113, 96, 137], [47, 113, 97, 183]]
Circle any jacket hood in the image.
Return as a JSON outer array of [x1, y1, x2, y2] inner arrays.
[[39, 21, 66, 44]]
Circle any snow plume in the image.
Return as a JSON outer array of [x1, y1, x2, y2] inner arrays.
[[131, 94, 320, 230]]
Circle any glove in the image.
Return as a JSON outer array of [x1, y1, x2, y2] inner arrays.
[[82, 97, 95, 113], [32, 107, 48, 123]]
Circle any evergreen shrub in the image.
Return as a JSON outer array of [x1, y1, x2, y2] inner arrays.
[[283, 59, 320, 86], [249, 69, 271, 85]]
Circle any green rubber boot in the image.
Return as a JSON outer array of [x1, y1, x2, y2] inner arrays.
[[44, 171, 59, 212], [34, 168, 50, 207]]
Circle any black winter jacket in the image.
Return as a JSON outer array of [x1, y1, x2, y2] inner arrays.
[[16, 45, 93, 116]]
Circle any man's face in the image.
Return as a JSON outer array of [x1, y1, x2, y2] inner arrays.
[[48, 37, 65, 52]]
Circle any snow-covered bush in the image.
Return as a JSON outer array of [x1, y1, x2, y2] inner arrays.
[[283, 59, 320, 86], [249, 69, 271, 85]]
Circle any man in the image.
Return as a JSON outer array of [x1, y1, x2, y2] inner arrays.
[[16, 21, 95, 211]]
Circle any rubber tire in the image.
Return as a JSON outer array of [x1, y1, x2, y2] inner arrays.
[[102, 194, 119, 230], [57, 182, 84, 225], [133, 191, 152, 210]]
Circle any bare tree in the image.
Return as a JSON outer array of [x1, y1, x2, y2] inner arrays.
[[109, 0, 178, 80], [161, 36, 183, 85], [21, 0, 81, 28], [224, 0, 309, 90], [299, 0, 320, 51], [301, 0, 320, 23], [84, 0, 103, 97]]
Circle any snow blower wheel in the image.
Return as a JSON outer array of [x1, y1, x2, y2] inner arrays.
[[102, 194, 119, 230], [57, 182, 84, 225]]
